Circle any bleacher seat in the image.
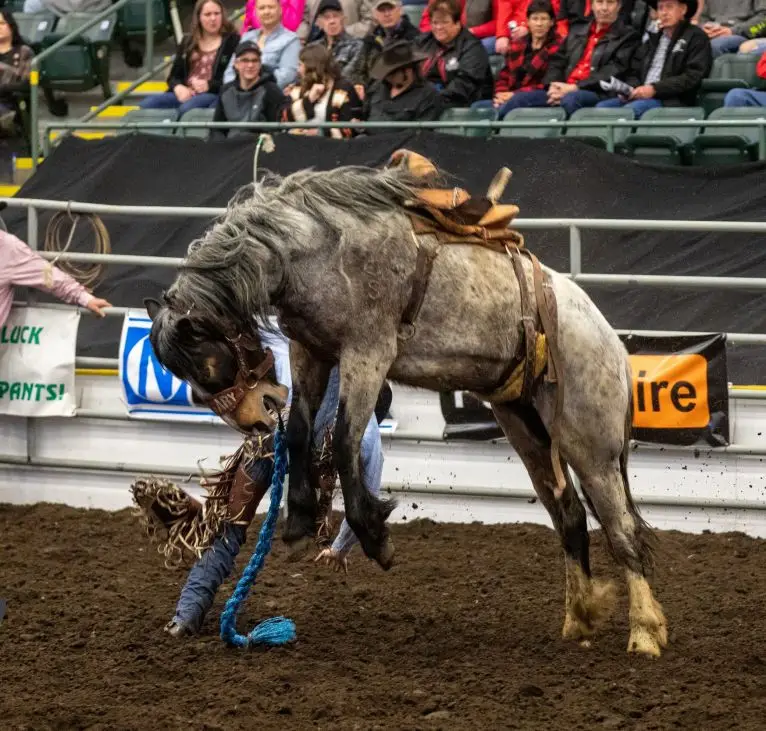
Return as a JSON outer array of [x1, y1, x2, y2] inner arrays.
[[16, 13, 57, 47], [116, 0, 172, 47], [402, 4, 425, 27], [623, 106, 705, 165], [698, 55, 764, 116], [118, 108, 176, 136], [497, 107, 566, 139], [566, 107, 636, 151], [691, 106, 766, 165], [176, 107, 214, 139], [39, 12, 117, 101], [437, 106, 497, 137], [489, 54, 504, 80]]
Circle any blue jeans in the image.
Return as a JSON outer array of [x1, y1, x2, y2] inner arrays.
[[711, 34, 747, 58], [498, 88, 602, 117], [173, 364, 384, 630], [595, 97, 662, 118], [481, 36, 497, 54], [139, 91, 218, 118], [724, 87, 766, 107]]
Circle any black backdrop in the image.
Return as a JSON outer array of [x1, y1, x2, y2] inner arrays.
[[7, 132, 766, 383]]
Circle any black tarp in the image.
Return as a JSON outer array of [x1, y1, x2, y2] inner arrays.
[[6, 132, 766, 383]]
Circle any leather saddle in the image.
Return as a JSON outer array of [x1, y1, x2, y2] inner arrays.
[[388, 149, 524, 252]]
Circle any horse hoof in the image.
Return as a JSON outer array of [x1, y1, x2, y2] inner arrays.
[[627, 627, 662, 658], [285, 534, 313, 561]]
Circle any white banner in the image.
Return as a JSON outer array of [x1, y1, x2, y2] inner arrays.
[[0, 306, 79, 417]]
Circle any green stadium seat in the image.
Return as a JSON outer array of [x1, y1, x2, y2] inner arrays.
[[436, 106, 497, 137], [116, 0, 172, 45], [566, 107, 636, 151], [497, 107, 566, 138], [402, 4, 425, 27], [489, 53, 505, 80], [16, 13, 57, 47], [698, 55, 762, 116], [39, 12, 116, 100], [118, 108, 177, 136], [4, 0, 26, 13], [176, 107, 214, 139], [623, 106, 705, 165], [691, 106, 766, 165]]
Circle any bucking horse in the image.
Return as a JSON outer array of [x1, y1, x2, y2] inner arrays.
[[145, 149, 668, 658]]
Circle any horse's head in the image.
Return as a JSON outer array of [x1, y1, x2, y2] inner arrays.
[[145, 297, 289, 434]]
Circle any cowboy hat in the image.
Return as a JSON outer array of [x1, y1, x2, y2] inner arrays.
[[370, 40, 430, 81], [646, 0, 698, 20]]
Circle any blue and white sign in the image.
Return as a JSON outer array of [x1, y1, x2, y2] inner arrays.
[[119, 310, 221, 424]]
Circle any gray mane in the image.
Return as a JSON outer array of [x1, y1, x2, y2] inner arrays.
[[164, 163, 438, 333]]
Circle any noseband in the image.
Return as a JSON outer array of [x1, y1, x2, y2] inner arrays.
[[205, 333, 275, 418]]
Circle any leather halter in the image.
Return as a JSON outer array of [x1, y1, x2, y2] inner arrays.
[[205, 334, 276, 418]]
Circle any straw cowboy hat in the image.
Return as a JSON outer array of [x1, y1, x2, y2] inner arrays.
[[370, 40, 430, 81]]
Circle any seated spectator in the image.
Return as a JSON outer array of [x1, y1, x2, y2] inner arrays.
[[0, 10, 32, 136], [500, 0, 639, 116], [140, 0, 239, 117], [554, 0, 637, 37], [242, 0, 305, 33], [300, 0, 374, 41], [473, 0, 561, 118], [224, 0, 301, 89], [699, 0, 766, 58], [309, 0, 365, 81], [724, 47, 766, 104], [363, 40, 443, 129], [417, 0, 495, 107], [596, 0, 711, 117], [357, 0, 421, 88], [495, 0, 562, 55], [420, 0, 504, 54], [211, 41, 287, 139], [282, 43, 363, 136]]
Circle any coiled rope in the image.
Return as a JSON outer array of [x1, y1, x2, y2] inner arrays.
[[44, 205, 111, 289], [219, 423, 297, 648]]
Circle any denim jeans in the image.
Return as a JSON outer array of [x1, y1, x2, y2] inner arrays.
[[138, 91, 218, 118], [724, 88, 766, 107], [595, 97, 663, 118], [711, 34, 747, 58], [173, 363, 384, 629], [497, 88, 602, 117]]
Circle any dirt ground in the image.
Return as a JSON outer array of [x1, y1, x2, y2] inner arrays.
[[2, 503, 766, 730]]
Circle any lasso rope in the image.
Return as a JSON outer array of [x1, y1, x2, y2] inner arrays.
[[219, 424, 297, 648]]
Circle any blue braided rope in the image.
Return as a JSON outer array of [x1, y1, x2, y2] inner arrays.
[[219, 426, 297, 648]]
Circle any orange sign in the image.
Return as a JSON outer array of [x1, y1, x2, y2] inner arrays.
[[629, 354, 710, 429]]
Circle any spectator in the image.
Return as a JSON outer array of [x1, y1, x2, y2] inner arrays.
[[500, 0, 640, 116], [596, 0, 711, 116], [0, 231, 111, 329], [243, 0, 305, 33], [211, 41, 287, 139], [223, 0, 301, 89], [309, 0, 365, 81], [554, 0, 637, 36], [357, 0, 421, 89], [300, 0, 374, 41], [0, 10, 32, 136], [474, 0, 561, 118], [699, 0, 766, 58], [282, 43, 363, 136], [496, 0, 562, 55], [724, 47, 766, 102], [420, 0, 505, 53], [140, 0, 238, 117], [417, 0, 495, 107], [363, 40, 443, 129]]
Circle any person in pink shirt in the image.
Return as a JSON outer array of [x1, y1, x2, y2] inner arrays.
[[0, 230, 111, 327]]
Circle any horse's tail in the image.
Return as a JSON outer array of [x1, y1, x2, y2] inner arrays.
[[620, 358, 657, 574]]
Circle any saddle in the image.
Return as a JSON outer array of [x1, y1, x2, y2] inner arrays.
[[388, 149, 568, 499]]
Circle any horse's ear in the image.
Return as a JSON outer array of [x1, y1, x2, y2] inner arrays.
[[144, 298, 162, 320]]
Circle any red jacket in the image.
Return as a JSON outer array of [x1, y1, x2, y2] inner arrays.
[[420, 0, 503, 39], [758, 50, 766, 79], [496, 0, 565, 39]]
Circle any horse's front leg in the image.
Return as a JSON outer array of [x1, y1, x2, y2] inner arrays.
[[334, 344, 397, 570], [283, 341, 331, 554]]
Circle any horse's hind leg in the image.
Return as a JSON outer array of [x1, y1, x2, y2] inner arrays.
[[492, 403, 616, 645], [571, 457, 667, 658]]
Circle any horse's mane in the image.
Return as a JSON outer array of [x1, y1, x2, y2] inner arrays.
[[165, 162, 444, 333]]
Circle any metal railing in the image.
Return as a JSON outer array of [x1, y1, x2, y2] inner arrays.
[[38, 117, 766, 158]]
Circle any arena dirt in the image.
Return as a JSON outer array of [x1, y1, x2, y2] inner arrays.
[[2, 503, 766, 730]]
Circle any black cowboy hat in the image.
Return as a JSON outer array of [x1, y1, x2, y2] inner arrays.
[[646, 0, 698, 20], [370, 40, 430, 81]]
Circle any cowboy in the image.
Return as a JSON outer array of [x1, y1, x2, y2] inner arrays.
[[133, 325, 387, 638], [363, 40, 444, 130]]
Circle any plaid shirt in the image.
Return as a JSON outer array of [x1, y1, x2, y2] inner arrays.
[[495, 32, 562, 93], [644, 32, 671, 85]]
